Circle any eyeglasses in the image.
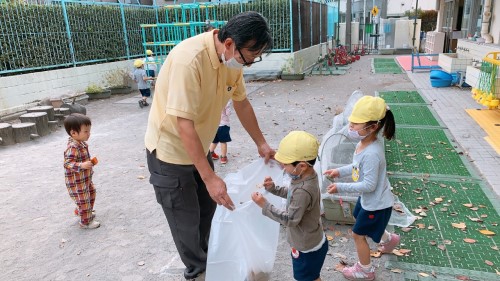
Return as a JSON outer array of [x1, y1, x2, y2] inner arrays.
[[237, 48, 262, 66]]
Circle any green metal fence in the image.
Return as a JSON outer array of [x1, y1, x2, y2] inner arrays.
[[0, 0, 332, 75]]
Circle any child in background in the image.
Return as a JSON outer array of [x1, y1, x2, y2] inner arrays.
[[209, 101, 232, 164], [133, 59, 154, 108], [143, 49, 157, 78], [63, 113, 100, 229], [204, 20, 215, 32], [324, 96, 398, 281], [252, 131, 327, 281]]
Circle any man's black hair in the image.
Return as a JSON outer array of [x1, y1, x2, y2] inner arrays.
[[218, 11, 273, 52]]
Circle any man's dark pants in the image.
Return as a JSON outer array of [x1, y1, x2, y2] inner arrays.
[[147, 149, 217, 276]]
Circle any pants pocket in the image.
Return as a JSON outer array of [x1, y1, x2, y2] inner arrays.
[[151, 172, 183, 209]]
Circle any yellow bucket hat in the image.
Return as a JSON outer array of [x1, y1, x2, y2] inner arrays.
[[134, 59, 144, 68], [146, 49, 153, 55], [348, 96, 387, 123], [275, 131, 320, 164]]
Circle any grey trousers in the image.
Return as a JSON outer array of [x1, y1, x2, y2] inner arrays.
[[147, 149, 217, 271]]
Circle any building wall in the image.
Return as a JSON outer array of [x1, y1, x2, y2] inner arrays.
[[491, 0, 500, 44], [387, 0, 438, 17], [0, 61, 135, 116]]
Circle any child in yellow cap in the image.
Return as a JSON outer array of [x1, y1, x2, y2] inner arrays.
[[252, 131, 327, 281], [133, 59, 154, 108], [324, 96, 397, 281]]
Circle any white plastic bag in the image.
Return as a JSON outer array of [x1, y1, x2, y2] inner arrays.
[[389, 195, 416, 227], [206, 159, 284, 281]]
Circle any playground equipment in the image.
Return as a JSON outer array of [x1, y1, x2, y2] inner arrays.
[[471, 52, 500, 109], [411, 48, 442, 73], [140, 3, 226, 69]]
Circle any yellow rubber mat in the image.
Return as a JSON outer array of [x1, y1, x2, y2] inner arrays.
[[466, 109, 500, 154]]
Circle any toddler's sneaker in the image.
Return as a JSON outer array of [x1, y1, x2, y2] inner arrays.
[[378, 233, 400, 253], [74, 208, 96, 219], [220, 156, 228, 164], [342, 262, 375, 281], [211, 152, 219, 160], [138, 100, 144, 108], [143, 101, 149, 106], [79, 220, 100, 229]]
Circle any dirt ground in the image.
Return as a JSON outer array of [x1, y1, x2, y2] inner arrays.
[[0, 56, 413, 281]]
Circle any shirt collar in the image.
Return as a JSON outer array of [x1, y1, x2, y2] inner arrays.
[[205, 29, 222, 69]]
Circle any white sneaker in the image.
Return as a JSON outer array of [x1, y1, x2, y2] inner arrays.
[[79, 220, 100, 229]]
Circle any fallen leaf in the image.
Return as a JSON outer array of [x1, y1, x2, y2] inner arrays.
[[420, 211, 428, 217], [463, 203, 473, 208], [401, 227, 413, 232], [491, 246, 499, 251], [470, 207, 479, 211], [485, 260, 494, 266], [390, 268, 404, 274], [327, 235, 334, 241], [455, 275, 470, 280], [137, 175, 145, 180], [439, 183, 447, 188], [419, 272, 430, 277], [429, 240, 437, 246], [438, 244, 446, 251], [427, 225, 434, 230], [443, 240, 452, 245], [441, 207, 448, 212], [479, 229, 495, 236], [137, 261, 145, 266], [417, 223, 426, 229], [425, 155, 433, 160], [452, 222, 466, 230], [416, 197, 424, 200], [463, 238, 476, 244], [435, 198, 443, 202], [334, 231, 342, 237], [481, 214, 488, 218], [370, 251, 381, 258], [334, 262, 346, 272], [406, 154, 417, 157]]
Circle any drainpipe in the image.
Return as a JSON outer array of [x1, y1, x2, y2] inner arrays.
[[481, 0, 493, 43], [435, 0, 444, 32]]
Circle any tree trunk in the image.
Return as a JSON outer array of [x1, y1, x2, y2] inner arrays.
[[19, 112, 50, 137], [0, 123, 16, 146], [27, 106, 55, 121], [12, 123, 37, 143]]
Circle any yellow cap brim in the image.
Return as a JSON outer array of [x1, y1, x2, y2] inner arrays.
[[274, 151, 294, 164]]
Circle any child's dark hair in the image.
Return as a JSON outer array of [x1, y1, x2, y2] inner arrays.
[[64, 113, 91, 136], [291, 158, 317, 167], [367, 110, 396, 140]]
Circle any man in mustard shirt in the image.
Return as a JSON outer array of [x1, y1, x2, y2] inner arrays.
[[145, 11, 275, 280]]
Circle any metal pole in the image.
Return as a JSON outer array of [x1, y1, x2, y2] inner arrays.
[[60, 0, 76, 67], [120, 3, 131, 59], [298, 0, 302, 50], [412, 0, 418, 48], [310, 0, 313, 47], [290, 0, 294, 52]]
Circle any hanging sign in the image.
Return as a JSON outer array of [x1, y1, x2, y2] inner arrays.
[[371, 6, 379, 16]]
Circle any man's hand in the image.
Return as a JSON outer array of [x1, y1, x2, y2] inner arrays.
[[257, 143, 275, 164], [205, 174, 235, 210]]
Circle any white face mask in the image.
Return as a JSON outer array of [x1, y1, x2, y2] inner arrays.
[[347, 125, 373, 141], [221, 46, 244, 69]]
